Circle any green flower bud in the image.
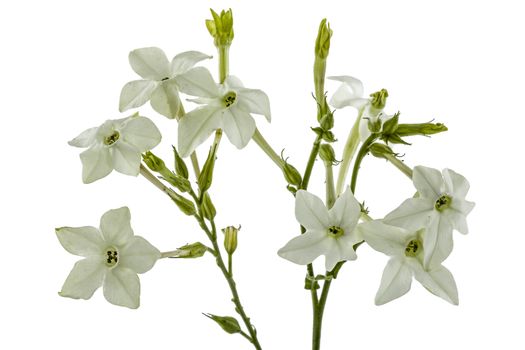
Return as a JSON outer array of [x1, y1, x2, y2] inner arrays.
[[206, 9, 234, 47], [172, 146, 189, 179], [319, 106, 334, 130], [396, 122, 448, 137], [163, 173, 191, 193], [222, 225, 240, 255], [282, 161, 302, 187], [319, 143, 338, 164], [167, 191, 196, 216], [198, 144, 217, 193], [172, 242, 208, 258], [381, 112, 399, 136], [202, 192, 216, 220], [369, 143, 397, 160], [370, 89, 389, 110], [315, 18, 332, 59], [203, 314, 241, 334], [142, 151, 167, 173]]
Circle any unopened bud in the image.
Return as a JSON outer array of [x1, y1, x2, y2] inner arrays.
[[198, 144, 217, 193], [370, 89, 389, 110], [202, 192, 216, 220], [167, 190, 196, 216], [172, 146, 189, 179], [319, 143, 338, 164], [203, 314, 241, 334], [396, 122, 448, 137], [369, 143, 396, 160], [315, 18, 332, 59], [206, 9, 234, 47], [142, 151, 167, 173], [282, 161, 302, 187], [222, 225, 240, 255], [319, 107, 334, 130], [163, 173, 191, 193], [172, 242, 208, 258]]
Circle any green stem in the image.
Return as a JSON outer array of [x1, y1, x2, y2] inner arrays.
[[301, 135, 322, 190], [252, 128, 285, 170], [312, 277, 333, 350], [383, 153, 413, 179], [219, 45, 229, 84], [350, 134, 378, 195], [324, 161, 336, 209], [336, 109, 363, 195]]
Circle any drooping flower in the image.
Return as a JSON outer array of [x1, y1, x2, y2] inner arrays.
[[328, 76, 391, 141], [176, 67, 270, 157], [68, 113, 161, 183], [384, 166, 475, 268], [278, 188, 362, 271], [359, 220, 459, 305], [119, 47, 212, 119], [56, 207, 161, 309]]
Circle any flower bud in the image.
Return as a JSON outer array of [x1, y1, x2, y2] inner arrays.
[[167, 190, 196, 216], [172, 146, 189, 179], [369, 143, 396, 160], [163, 173, 191, 193], [198, 144, 217, 193], [203, 314, 241, 334], [222, 225, 240, 255], [370, 89, 389, 110], [202, 192, 216, 220], [315, 18, 332, 60], [396, 122, 448, 137], [319, 143, 338, 164], [206, 9, 234, 47], [172, 242, 208, 258], [319, 106, 334, 130], [282, 161, 302, 187], [142, 151, 167, 173]]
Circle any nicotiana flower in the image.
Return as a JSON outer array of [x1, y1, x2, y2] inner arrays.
[[384, 166, 475, 268], [119, 47, 212, 119], [69, 113, 161, 184], [56, 207, 161, 309], [359, 220, 458, 305], [176, 67, 271, 157], [328, 76, 391, 141], [278, 188, 362, 271]]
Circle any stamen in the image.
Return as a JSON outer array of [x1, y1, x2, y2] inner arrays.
[[435, 194, 452, 211], [105, 248, 119, 267], [327, 225, 344, 238], [104, 131, 120, 146], [223, 91, 237, 107], [405, 239, 421, 257]]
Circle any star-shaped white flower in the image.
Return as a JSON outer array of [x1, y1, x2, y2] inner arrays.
[[384, 166, 475, 268], [119, 47, 211, 119], [328, 76, 391, 141], [56, 207, 161, 309], [359, 220, 459, 305], [176, 67, 271, 157], [69, 113, 161, 183], [278, 188, 362, 271]]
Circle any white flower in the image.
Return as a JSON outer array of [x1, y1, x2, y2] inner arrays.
[[328, 76, 390, 141], [176, 68, 271, 157], [277, 188, 362, 271], [68, 113, 161, 183], [359, 220, 459, 305], [56, 207, 161, 309], [384, 166, 475, 268], [119, 47, 212, 119]]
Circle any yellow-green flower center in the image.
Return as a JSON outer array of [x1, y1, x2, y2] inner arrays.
[[435, 194, 452, 212], [223, 91, 237, 107], [104, 131, 120, 146], [327, 225, 344, 238], [405, 239, 421, 257], [105, 248, 119, 267]]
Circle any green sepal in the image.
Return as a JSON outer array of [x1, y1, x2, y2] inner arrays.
[[319, 143, 339, 165], [321, 130, 336, 143], [198, 144, 217, 193], [370, 89, 389, 110], [381, 112, 399, 135], [142, 151, 166, 172], [171, 242, 208, 258], [319, 107, 334, 130], [167, 191, 196, 216], [162, 173, 191, 193], [172, 146, 189, 179], [369, 143, 398, 160], [203, 313, 241, 334], [222, 225, 240, 255], [201, 192, 216, 220]]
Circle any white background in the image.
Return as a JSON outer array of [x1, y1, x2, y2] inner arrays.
[[1, 0, 523, 349]]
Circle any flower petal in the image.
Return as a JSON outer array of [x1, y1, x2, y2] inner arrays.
[[383, 198, 434, 231], [118, 80, 158, 112], [222, 107, 256, 149], [150, 80, 182, 119], [129, 47, 170, 81], [56, 226, 105, 257], [295, 190, 330, 231], [79, 146, 113, 184], [103, 267, 140, 309], [119, 236, 161, 274], [413, 166, 444, 199], [423, 214, 453, 268], [277, 230, 330, 266], [59, 258, 105, 300], [99, 207, 134, 246], [236, 88, 271, 122], [224, 75, 244, 88], [111, 141, 141, 176], [121, 116, 162, 152], [411, 261, 459, 305], [443, 168, 470, 199], [68, 127, 97, 148], [328, 187, 361, 233], [445, 199, 474, 234], [359, 220, 412, 257], [326, 238, 358, 271], [375, 257, 413, 305], [171, 51, 212, 75], [177, 105, 222, 157], [327, 76, 367, 109], [175, 67, 220, 98]]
